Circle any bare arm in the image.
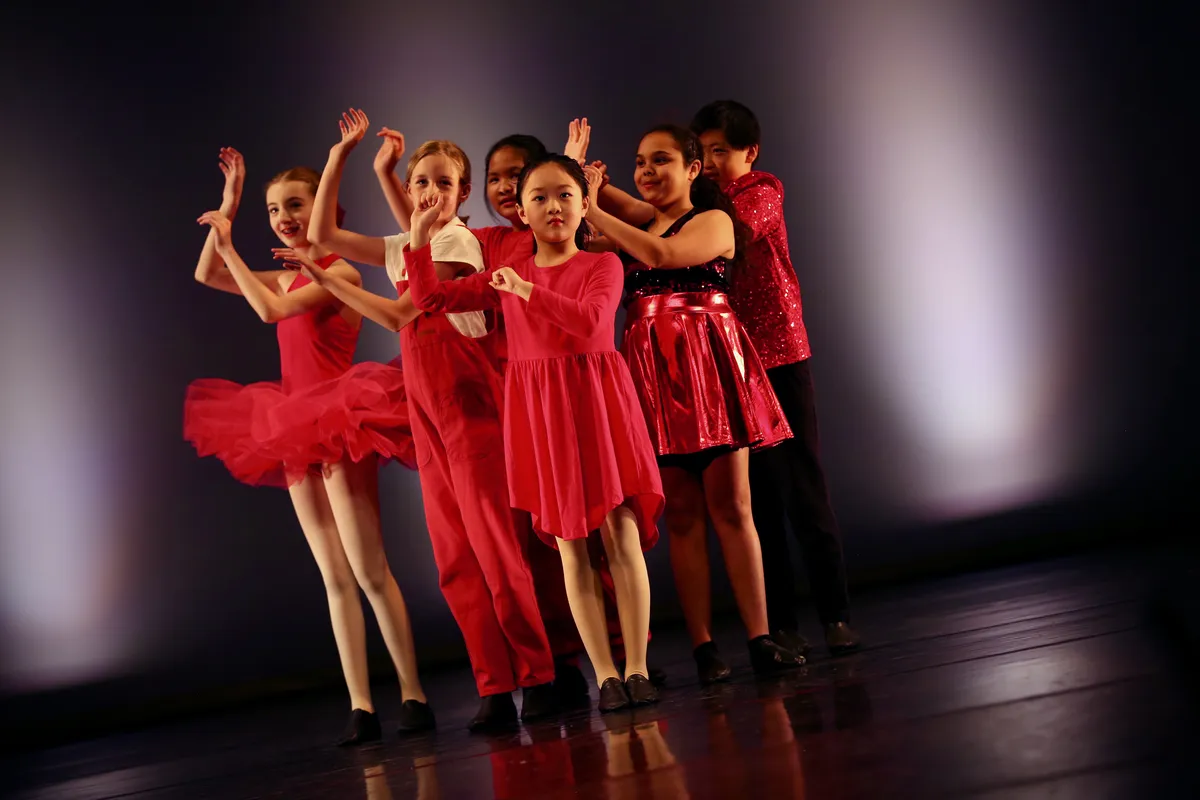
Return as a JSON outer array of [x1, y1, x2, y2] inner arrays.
[[308, 108, 388, 266], [582, 165, 733, 268], [587, 206, 734, 270], [374, 128, 413, 233], [193, 148, 286, 294]]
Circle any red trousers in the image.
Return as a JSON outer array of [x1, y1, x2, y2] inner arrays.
[[402, 314, 554, 695]]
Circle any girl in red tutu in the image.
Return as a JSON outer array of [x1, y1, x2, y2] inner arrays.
[[295, 110, 558, 732], [403, 154, 665, 713], [185, 150, 434, 744], [373, 126, 663, 700], [582, 125, 805, 683]]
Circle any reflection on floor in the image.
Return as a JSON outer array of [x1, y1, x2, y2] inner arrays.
[[4, 546, 1198, 799]]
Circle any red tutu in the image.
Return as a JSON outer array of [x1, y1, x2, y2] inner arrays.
[[184, 359, 416, 488], [621, 292, 792, 456]]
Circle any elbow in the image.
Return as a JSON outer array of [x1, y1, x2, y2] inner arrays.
[[259, 305, 282, 324], [307, 222, 332, 247], [644, 246, 670, 270]]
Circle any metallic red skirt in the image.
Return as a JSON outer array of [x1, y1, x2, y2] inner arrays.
[[620, 291, 793, 457]]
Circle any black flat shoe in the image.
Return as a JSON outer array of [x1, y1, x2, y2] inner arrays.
[[772, 628, 812, 658], [598, 677, 631, 713], [520, 682, 559, 721], [624, 673, 659, 707], [336, 708, 382, 746], [396, 699, 436, 735], [693, 642, 733, 685], [468, 693, 519, 733], [617, 660, 668, 687], [748, 635, 805, 674], [825, 622, 862, 655]]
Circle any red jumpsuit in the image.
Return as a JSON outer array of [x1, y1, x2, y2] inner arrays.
[[474, 226, 633, 663], [385, 222, 554, 696]]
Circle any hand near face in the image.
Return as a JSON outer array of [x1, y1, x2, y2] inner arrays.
[[272, 247, 324, 282], [489, 266, 532, 300]]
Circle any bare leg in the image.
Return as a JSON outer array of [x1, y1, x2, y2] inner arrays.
[[599, 505, 651, 679], [703, 449, 769, 639], [289, 474, 373, 711], [324, 456, 427, 703], [558, 537, 619, 686], [661, 467, 714, 647]]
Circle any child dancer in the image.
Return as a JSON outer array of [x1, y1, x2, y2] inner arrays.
[[691, 100, 861, 656], [583, 125, 805, 683], [374, 128, 663, 696], [298, 110, 557, 731], [403, 154, 665, 713], [185, 148, 433, 744]]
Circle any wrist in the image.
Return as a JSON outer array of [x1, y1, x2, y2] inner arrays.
[[374, 162, 397, 175], [518, 282, 534, 301]]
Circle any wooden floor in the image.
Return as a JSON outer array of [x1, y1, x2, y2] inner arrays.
[[4, 544, 1197, 799]]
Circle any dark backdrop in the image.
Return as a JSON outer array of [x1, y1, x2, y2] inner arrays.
[[0, 1, 1191, 734]]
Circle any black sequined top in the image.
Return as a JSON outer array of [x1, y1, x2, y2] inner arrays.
[[620, 209, 731, 303]]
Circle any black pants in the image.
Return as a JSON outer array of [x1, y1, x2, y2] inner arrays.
[[749, 359, 850, 629]]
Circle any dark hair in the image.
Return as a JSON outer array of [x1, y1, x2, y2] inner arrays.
[[265, 166, 345, 226], [515, 153, 590, 251], [640, 124, 749, 273], [484, 135, 549, 222], [690, 100, 761, 153]]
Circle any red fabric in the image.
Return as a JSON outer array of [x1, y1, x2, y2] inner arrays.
[[402, 312, 554, 695], [622, 291, 792, 456], [183, 256, 416, 487], [407, 245, 664, 549], [725, 170, 812, 368]]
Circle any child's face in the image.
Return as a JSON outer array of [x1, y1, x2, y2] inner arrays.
[[517, 163, 587, 246], [634, 132, 700, 207], [698, 130, 758, 189], [486, 146, 526, 225], [407, 154, 468, 225], [265, 180, 315, 246]]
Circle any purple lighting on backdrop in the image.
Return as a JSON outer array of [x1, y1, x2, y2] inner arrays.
[[807, 2, 1081, 520], [0, 264, 134, 693]]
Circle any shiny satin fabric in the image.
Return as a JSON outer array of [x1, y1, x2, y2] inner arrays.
[[621, 292, 793, 457]]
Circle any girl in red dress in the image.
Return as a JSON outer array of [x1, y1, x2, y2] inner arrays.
[[184, 149, 433, 745], [583, 125, 805, 684], [294, 110, 557, 732], [403, 154, 665, 713], [373, 126, 663, 699]]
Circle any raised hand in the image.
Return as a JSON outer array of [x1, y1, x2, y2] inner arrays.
[[489, 266, 532, 299], [409, 190, 443, 236], [218, 147, 245, 215], [564, 117, 591, 165], [198, 210, 234, 251], [589, 160, 610, 190], [582, 164, 605, 213], [272, 247, 324, 282], [373, 127, 406, 174], [334, 108, 370, 153]]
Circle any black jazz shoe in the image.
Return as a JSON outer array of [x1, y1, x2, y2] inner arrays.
[[748, 635, 805, 674], [693, 641, 733, 685], [772, 628, 813, 658], [520, 682, 559, 722], [598, 677, 631, 713], [825, 622, 863, 656], [336, 708, 382, 747], [468, 693, 519, 733], [396, 699, 436, 736], [624, 673, 659, 707]]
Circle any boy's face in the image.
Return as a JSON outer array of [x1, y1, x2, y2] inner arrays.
[[699, 130, 758, 190]]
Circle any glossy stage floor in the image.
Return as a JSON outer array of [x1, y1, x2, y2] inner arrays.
[[5, 545, 1198, 799]]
